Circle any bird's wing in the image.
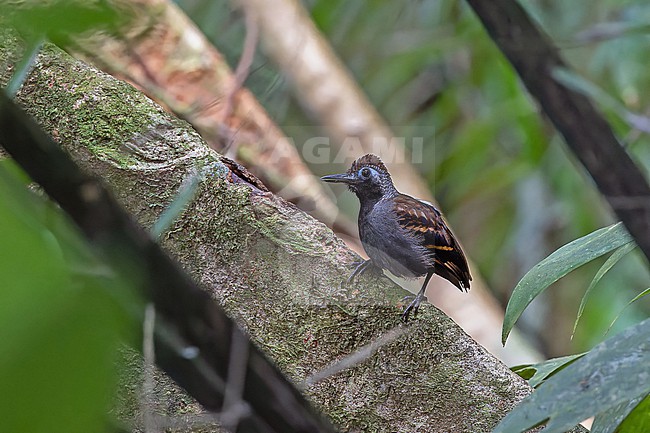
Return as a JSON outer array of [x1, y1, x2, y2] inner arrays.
[[393, 194, 472, 291]]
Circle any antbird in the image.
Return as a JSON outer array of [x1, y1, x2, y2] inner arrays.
[[321, 154, 471, 322]]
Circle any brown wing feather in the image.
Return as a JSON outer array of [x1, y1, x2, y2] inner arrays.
[[393, 195, 471, 291]]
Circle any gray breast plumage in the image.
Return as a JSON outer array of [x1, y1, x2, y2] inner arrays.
[[359, 199, 432, 278]]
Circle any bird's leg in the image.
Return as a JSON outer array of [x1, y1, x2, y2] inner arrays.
[[346, 259, 373, 286], [401, 272, 434, 323]]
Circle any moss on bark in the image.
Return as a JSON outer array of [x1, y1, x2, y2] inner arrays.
[[1, 34, 585, 433]]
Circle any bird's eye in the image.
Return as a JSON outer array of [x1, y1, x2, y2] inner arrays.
[[360, 168, 371, 178]]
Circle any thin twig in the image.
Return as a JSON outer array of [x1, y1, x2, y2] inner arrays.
[[142, 304, 157, 433], [152, 413, 224, 431], [221, 6, 259, 124], [221, 327, 252, 431], [302, 326, 408, 388]]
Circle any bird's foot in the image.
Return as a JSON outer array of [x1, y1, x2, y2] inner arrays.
[[400, 292, 427, 323], [345, 259, 373, 286], [400, 293, 428, 304], [348, 259, 366, 270]]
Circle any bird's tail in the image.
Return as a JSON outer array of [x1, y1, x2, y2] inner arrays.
[[434, 259, 471, 292]]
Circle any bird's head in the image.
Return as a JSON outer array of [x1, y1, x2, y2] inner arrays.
[[321, 154, 396, 200]]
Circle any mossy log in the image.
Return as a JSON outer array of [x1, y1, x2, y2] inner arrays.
[[0, 37, 584, 433]]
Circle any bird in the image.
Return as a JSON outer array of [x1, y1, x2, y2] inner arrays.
[[321, 154, 471, 323]]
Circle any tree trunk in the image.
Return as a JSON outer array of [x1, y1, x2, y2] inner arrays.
[[1, 35, 583, 433]]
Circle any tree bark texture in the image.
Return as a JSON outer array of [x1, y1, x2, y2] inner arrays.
[[0, 37, 583, 433]]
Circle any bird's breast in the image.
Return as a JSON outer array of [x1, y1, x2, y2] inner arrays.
[[359, 202, 430, 278]]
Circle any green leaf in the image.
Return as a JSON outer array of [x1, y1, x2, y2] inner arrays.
[[503, 222, 633, 344], [571, 242, 636, 338], [492, 318, 650, 433], [0, 164, 129, 433], [151, 170, 200, 240], [552, 68, 627, 115], [552, 67, 650, 134], [510, 364, 536, 381], [5, 37, 43, 98], [616, 393, 650, 433], [605, 287, 650, 336], [0, 1, 123, 46], [512, 353, 586, 388], [590, 394, 647, 433]]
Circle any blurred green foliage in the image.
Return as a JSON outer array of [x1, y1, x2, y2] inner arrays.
[[178, 0, 650, 356], [0, 3, 141, 431], [0, 0, 123, 45], [0, 159, 135, 433]]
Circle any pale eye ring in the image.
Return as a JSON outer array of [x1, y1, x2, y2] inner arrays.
[[360, 168, 371, 178]]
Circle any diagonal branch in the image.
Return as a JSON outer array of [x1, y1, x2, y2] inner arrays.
[[68, 0, 358, 240], [0, 90, 338, 433]]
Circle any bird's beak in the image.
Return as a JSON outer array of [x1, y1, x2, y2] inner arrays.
[[320, 173, 358, 184]]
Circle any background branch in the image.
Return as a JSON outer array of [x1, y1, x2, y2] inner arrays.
[[466, 0, 650, 263], [69, 0, 358, 239]]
